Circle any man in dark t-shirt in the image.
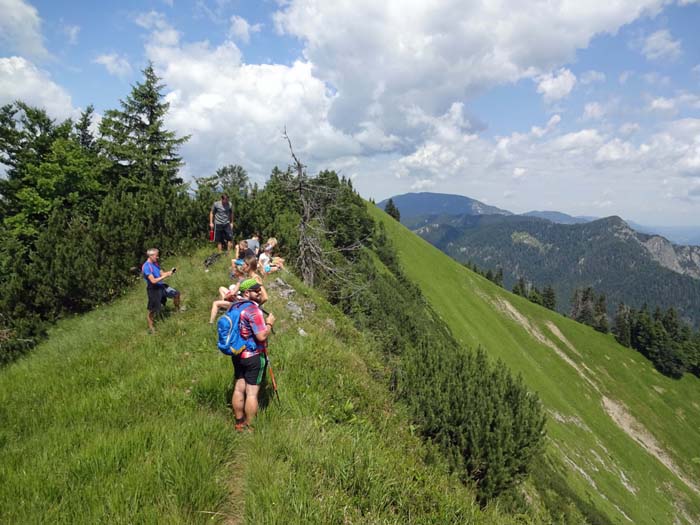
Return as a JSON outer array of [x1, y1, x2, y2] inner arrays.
[[209, 193, 234, 254]]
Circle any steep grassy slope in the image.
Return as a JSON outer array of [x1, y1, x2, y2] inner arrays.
[[372, 206, 700, 524], [0, 249, 515, 524]]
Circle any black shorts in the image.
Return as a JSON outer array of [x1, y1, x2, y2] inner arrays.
[[147, 285, 178, 312], [147, 286, 164, 312], [232, 353, 267, 385], [214, 224, 233, 244]]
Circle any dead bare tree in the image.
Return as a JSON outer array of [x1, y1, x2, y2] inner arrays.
[[282, 128, 370, 293]]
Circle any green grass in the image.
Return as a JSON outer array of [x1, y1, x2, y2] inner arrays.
[[372, 205, 700, 524], [0, 249, 520, 524]]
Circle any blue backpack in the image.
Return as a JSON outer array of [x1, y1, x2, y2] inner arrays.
[[216, 301, 258, 356]]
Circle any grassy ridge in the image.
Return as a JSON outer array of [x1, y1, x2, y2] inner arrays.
[[0, 250, 517, 524], [0, 254, 241, 523], [372, 205, 700, 524]]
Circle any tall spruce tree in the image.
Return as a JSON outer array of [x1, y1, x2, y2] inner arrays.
[[613, 303, 632, 347], [384, 198, 401, 221], [542, 285, 556, 310], [594, 294, 609, 333], [512, 277, 527, 297], [74, 105, 96, 152], [99, 63, 189, 188], [493, 267, 504, 287], [528, 286, 544, 306]]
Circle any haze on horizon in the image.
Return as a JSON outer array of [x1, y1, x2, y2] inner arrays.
[[1, 0, 699, 226]]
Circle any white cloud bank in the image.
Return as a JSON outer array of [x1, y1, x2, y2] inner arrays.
[[128, 3, 699, 223], [137, 13, 361, 182], [0, 0, 49, 59], [537, 68, 577, 103], [0, 56, 75, 119], [93, 53, 132, 78], [273, 0, 666, 135], [229, 15, 262, 44], [641, 29, 682, 62]]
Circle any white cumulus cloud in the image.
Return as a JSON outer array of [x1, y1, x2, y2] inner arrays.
[[136, 14, 363, 184], [0, 0, 49, 59], [229, 15, 262, 44], [536, 68, 577, 103], [580, 70, 606, 85], [583, 102, 605, 120], [274, 0, 665, 134], [0, 56, 75, 119], [93, 53, 132, 78], [641, 29, 681, 61], [136, 11, 180, 46]]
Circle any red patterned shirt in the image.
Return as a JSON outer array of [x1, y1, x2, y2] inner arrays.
[[239, 302, 267, 353]]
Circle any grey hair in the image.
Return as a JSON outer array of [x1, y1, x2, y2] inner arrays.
[[147, 248, 159, 256]]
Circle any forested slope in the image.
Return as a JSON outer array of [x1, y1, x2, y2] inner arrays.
[[407, 213, 700, 327], [373, 205, 700, 525]]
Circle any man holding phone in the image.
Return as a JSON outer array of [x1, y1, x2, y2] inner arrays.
[[142, 248, 182, 334]]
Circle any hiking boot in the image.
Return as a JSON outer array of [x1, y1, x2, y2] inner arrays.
[[235, 421, 252, 433]]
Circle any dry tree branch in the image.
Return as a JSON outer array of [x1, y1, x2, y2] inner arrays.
[[281, 128, 370, 295]]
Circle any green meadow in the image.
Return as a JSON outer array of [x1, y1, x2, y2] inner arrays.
[[372, 205, 700, 524], [0, 250, 517, 524]]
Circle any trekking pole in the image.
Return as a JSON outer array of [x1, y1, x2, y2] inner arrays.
[[260, 307, 280, 402], [264, 349, 281, 403]]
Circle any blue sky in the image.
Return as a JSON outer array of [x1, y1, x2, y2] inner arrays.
[[1, 0, 699, 225]]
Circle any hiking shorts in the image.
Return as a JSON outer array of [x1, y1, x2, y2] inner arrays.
[[232, 353, 267, 385], [147, 285, 179, 312], [214, 224, 233, 244]]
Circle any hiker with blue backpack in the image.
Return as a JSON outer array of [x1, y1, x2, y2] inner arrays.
[[217, 278, 275, 432]]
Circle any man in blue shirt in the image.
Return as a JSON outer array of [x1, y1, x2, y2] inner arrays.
[[142, 248, 181, 333]]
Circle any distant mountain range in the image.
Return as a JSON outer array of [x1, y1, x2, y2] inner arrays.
[[378, 192, 700, 246], [378, 192, 700, 325], [378, 192, 511, 218], [522, 210, 592, 225]]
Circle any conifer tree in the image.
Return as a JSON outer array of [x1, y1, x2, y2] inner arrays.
[[661, 307, 682, 343], [594, 294, 609, 333], [613, 303, 631, 347], [542, 285, 556, 310], [74, 105, 96, 152], [494, 267, 504, 287], [99, 63, 189, 188], [384, 198, 401, 221], [512, 277, 527, 297], [571, 287, 597, 326], [528, 286, 544, 306]]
